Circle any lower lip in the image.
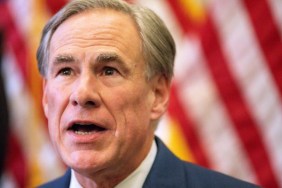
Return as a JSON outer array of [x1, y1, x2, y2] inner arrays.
[[65, 130, 107, 144]]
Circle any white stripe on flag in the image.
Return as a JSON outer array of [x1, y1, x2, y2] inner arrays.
[[176, 37, 256, 183], [8, 0, 32, 36], [268, 0, 282, 36], [210, 0, 282, 186]]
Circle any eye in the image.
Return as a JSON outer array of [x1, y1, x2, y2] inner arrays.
[[57, 67, 72, 76], [102, 67, 118, 76]]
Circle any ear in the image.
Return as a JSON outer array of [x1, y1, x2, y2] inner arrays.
[[42, 79, 49, 118], [150, 75, 171, 120]]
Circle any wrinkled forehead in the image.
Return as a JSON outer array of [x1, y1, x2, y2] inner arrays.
[[51, 6, 138, 39], [50, 9, 142, 53]]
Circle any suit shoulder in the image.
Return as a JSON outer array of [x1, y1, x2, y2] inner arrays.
[[37, 169, 71, 188], [182, 162, 260, 188], [143, 137, 260, 188]]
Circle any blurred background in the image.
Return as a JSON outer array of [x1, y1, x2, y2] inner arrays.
[[0, 0, 281, 187]]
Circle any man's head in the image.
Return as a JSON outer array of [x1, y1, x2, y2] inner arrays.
[[37, 0, 175, 186], [37, 0, 175, 81]]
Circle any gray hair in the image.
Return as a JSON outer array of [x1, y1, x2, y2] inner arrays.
[[37, 0, 176, 81]]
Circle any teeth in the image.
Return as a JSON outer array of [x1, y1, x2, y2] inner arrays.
[[75, 130, 93, 135]]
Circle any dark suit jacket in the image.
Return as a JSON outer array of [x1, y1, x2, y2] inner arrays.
[[38, 137, 260, 188]]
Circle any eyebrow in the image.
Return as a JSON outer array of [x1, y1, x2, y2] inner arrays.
[[95, 52, 122, 64], [53, 53, 122, 64], [53, 54, 76, 65]]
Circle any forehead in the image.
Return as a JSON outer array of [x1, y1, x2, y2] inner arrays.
[[49, 9, 142, 55]]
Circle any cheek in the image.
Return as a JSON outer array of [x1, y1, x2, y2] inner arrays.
[[46, 92, 60, 137], [45, 82, 71, 115], [45, 86, 68, 135], [45, 89, 61, 118], [108, 86, 153, 129]]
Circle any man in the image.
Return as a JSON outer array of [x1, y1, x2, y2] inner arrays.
[[37, 0, 259, 187]]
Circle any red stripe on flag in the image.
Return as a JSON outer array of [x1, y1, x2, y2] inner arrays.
[[167, 0, 211, 168], [166, 1, 279, 187], [168, 84, 210, 167], [200, 16, 279, 188], [0, 3, 29, 188], [45, 0, 68, 14], [0, 4, 28, 81], [243, 0, 282, 100], [6, 132, 27, 188]]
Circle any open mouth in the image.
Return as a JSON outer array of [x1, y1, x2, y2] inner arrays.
[[68, 123, 106, 135]]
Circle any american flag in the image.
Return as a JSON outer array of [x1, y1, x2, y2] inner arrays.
[[0, 0, 281, 187]]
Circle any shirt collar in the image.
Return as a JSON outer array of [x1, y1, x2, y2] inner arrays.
[[69, 140, 157, 188], [70, 169, 82, 188]]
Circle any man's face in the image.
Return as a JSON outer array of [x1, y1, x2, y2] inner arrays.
[[42, 9, 169, 177]]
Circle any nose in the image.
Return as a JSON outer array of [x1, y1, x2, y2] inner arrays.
[[70, 74, 100, 108]]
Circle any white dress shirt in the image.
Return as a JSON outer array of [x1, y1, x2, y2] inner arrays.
[[70, 141, 157, 188]]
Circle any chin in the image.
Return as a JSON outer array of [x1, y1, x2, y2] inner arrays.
[[65, 150, 105, 173]]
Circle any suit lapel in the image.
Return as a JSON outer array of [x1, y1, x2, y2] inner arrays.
[[143, 137, 187, 188]]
